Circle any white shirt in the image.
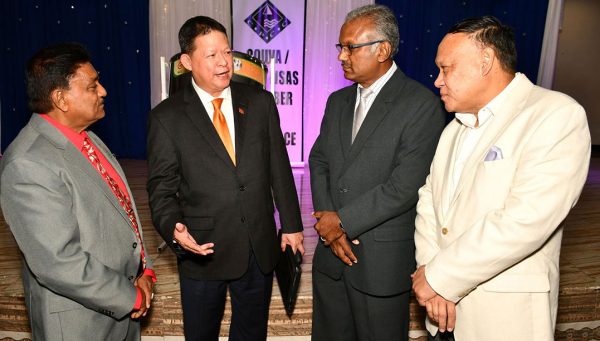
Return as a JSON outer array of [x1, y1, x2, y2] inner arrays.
[[191, 79, 236, 153], [450, 72, 523, 196], [355, 62, 398, 114]]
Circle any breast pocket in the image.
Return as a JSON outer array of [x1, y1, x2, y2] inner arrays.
[[472, 157, 515, 206]]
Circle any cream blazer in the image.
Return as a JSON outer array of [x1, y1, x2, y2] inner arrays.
[[415, 75, 590, 340]]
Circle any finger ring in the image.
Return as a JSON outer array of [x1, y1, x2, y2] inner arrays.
[[320, 236, 326, 242], [151, 292, 155, 300]]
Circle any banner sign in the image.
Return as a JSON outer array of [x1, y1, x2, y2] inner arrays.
[[232, 0, 306, 165]]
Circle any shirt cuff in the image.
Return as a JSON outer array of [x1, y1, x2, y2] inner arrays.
[[133, 287, 142, 311], [144, 268, 157, 283]]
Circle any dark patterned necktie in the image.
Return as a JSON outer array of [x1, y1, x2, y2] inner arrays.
[[82, 137, 146, 269]]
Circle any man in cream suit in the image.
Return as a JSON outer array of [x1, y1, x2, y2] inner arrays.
[[0, 43, 154, 340], [412, 16, 591, 341]]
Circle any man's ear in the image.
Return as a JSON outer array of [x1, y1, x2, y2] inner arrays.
[[377, 41, 393, 63], [180, 53, 193, 71], [481, 47, 494, 76], [50, 89, 68, 112]]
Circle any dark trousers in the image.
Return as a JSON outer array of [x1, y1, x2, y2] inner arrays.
[[428, 331, 455, 341], [311, 269, 410, 341], [179, 252, 273, 341]]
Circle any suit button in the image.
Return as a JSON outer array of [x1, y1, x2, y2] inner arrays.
[[241, 217, 246, 223], [239, 185, 246, 191], [128, 276, 134, 280], [441, 227, 448, 235], [132, 242, 138, 248]]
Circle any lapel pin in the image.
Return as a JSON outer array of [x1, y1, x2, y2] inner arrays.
[[238, 107, 245, 115]]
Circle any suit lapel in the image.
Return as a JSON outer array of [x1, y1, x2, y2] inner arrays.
[[86, 132, 143, 226], [31, 115, 134, 228], [231, 83, 248, 167], [182, 84, 236, 171], [88, 132, 127, 190], [342, 70, 404, 170], [449, 75, 533, 208], [339, 88, 356, 160], [64, 140, 132, 227], [438, 121, 467, 222]]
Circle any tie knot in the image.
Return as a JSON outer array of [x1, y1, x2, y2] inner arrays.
[[212, 98, 224, 110], [359, 87, 372, 99]]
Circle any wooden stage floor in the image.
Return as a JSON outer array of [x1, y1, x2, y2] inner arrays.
[[0, 157, 599, 340]]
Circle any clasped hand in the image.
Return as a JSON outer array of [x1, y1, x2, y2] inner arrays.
[[130, 274, 155, 319], [312, 211, 358, 266], [412, 265, 456, 332]]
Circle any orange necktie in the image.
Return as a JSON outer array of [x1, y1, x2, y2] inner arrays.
[[211, 98, 235, 165]]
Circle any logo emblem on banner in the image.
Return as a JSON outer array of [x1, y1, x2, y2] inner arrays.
[[244, 0, 291, 43]]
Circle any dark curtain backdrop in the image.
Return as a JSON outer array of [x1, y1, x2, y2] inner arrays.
[[376, 0, 549, 93], [0, 0, 150, 159], [0, 1, 549, 158]]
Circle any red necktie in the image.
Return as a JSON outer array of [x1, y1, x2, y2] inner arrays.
[[82, 137, 146, 269], [212, 98, 236, 165]]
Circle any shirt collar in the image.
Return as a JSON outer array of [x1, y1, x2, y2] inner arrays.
[[40, 114, 89, 150], [191, 77, 232, 106], [455, 72, 523, 129], [358, 61, 398, 96]]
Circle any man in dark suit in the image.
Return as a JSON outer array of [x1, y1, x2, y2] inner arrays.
[[309, 5, 445, 340], [0, 43, 155, 341], [146, 16, 304, 341]]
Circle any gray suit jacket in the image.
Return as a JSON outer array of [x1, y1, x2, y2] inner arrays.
[[309, 69, 445, 296], [0, 115, 152, 341]]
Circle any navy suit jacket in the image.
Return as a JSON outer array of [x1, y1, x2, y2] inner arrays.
[[309, 69, 445, 295]]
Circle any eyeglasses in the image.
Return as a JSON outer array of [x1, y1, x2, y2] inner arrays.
[[335, 40, 385, 55]]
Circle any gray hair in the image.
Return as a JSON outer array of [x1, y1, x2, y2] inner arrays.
[[345, 4, 399, 57]]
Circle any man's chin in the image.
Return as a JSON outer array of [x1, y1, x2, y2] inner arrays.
[[342, 71, 355, 81], [216, 77, 231, 88], [441, 100, 455, 113]]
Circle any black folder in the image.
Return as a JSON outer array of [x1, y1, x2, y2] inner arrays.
[[275, 231, 303, 317]]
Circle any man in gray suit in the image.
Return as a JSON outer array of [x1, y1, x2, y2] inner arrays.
[[309, 5, 445, 340], [0, 43, 155, 340]]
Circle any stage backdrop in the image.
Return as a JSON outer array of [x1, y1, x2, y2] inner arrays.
[[231, 0, 306, 166], [1, 0, 552, 160]]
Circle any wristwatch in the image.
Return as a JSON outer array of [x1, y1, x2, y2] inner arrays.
[[339, 221, 346, 234]]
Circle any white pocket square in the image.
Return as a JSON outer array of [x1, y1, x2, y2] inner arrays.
[[484, 145, 503, 161]]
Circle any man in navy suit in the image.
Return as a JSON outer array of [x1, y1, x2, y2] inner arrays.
[[310, 5, 445, 340]]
